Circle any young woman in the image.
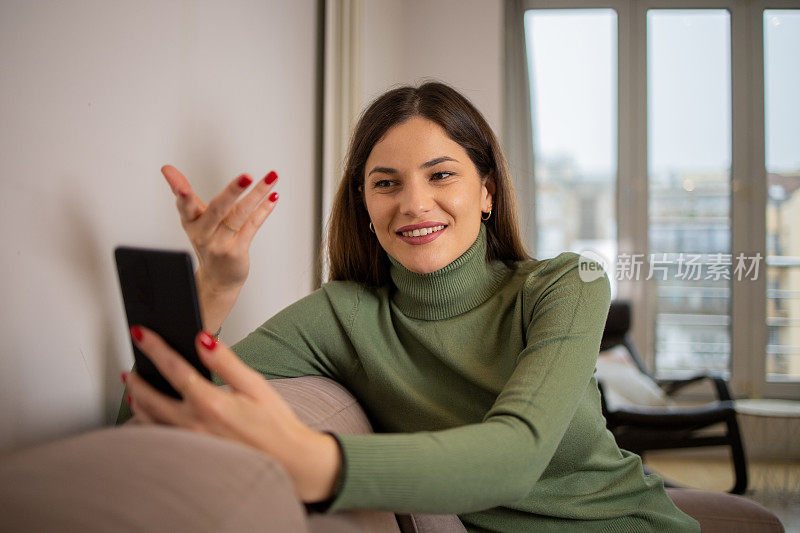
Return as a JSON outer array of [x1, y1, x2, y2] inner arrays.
[[117, 82, 700, 532]]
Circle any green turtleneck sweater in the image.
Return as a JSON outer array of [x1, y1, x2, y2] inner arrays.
[[117, 223, 699, 532]]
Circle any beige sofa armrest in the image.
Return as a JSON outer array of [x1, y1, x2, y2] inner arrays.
[[0, 425, 309, 533]]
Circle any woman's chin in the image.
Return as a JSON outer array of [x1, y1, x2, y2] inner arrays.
[[395, 254, 449, 274]]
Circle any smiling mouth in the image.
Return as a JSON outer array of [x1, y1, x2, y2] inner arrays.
[[396, 225, 448, 237]]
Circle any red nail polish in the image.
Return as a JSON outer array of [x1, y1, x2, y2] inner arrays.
[[264, 171, 278, 185], [130, 326, 143, 342], [199, 331, 217, 350], [121, 372, 128, 384], [269, 192, 279, 202], [237, 174, 252, 188], [125, 394, 132, 406]]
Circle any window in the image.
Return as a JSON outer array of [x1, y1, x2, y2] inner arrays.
[[764, 9, 800, 381], [647, 10, 732, 375], [523, 9, 618, 295], [508, 0, 800, 399]]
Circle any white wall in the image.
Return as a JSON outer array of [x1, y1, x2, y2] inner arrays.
[[0, 0, 320, 453], [361, 0, 503, 135], [0, 0, 505, 455]]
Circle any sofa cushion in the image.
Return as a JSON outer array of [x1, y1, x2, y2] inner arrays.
[[666, 488, 784, 533], [596, 346, 674, 410], [395, 513, 468, 533], [268, 377, 403, 533], [269, 377, 466, 533], [268, 376, 376, 434]]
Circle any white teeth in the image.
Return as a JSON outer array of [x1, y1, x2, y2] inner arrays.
[[401, 225, 445, 237]]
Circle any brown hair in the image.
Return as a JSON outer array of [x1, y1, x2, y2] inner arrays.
[[326, 81, 531, 287]]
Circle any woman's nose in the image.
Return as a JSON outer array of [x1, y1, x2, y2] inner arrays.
[[398, 179, 434, 217]]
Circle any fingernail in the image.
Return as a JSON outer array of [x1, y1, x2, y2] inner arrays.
[[121, 372, 128, 384], [199, 331, 217, 350], [269, 192, 279, 202], [264, 171, 278, 185], [178, 190, 188, 198], [130, 326, 143, 343], [237, 174, 253, 188], [125, 394, 132, 406]]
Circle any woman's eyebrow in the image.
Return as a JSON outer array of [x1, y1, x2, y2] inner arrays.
[[421, 156, 459, 168], [367, 156, 459, 177]]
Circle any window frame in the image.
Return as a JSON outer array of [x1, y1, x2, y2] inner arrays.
[[504, 0, 800, 400]]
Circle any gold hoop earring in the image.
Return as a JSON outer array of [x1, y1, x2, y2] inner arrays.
[[369, 221, 375, 233], [481, 203, 493, 221]]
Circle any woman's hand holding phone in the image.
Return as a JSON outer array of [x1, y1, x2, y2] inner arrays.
[[160, 165, 280, 333], [123, 325, 342, 504]]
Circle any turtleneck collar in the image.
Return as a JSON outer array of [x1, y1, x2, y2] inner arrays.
[[387, 222, 508, 320]]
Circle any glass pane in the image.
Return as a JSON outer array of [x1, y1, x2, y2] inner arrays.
[[765, 10, 800, 382], [524, 9, 618, 294], [647, 10, 732, 376]]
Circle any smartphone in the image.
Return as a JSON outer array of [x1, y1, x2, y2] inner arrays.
[[114, 246, 211, 399]]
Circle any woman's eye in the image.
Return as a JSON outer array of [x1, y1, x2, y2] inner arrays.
[[373, 173, 452, 189]]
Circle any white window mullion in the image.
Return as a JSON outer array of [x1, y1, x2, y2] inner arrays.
[[749, 0, 768, 398], [730, 0, 760, 398], [619, 0, 654, 372]]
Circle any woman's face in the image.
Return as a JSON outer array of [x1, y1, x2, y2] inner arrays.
[[361, 116, 494, 274]]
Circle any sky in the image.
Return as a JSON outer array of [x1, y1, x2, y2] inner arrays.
[[523, 8, 800, 177]]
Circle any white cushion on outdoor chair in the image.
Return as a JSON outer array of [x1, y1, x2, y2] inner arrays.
[[596, 346, 675, 410]]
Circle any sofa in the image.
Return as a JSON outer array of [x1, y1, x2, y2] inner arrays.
[[0, 375, 785, 532]]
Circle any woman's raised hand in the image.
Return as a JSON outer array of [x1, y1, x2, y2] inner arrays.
[[161, 165, 279, 331], [162, 164, 279, 288]]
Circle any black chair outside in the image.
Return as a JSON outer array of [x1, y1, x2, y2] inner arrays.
[[598, 300, 748, 494]]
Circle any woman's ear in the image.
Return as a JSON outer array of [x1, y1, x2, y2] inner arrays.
[[483, 171, 496, 205], [357, 184, 368, 209]]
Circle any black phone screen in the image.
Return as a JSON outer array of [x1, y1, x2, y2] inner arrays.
[[114, 246, 211, 399]]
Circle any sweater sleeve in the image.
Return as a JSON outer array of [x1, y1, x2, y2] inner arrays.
[[114, 283, 360, 425], [225, 284, 358, 383], [321, 257, 611, 515]]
